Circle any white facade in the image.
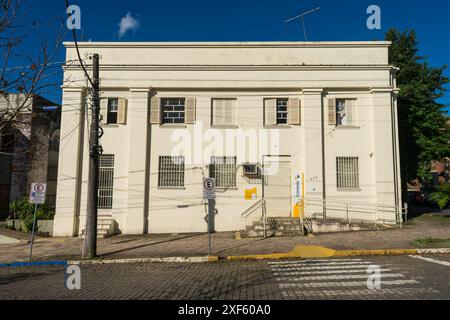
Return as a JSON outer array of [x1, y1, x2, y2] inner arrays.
[[53, 42, 401, 237]]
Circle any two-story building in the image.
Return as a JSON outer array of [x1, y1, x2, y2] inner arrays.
[[53, 41, 402, 237]]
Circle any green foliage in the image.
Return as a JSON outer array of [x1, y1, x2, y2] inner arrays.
[[385, 29, 450, 183], [430, 184, 450, 209], [9, 197, 55, 232]]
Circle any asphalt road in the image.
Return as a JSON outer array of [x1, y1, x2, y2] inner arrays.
[[0, 255, 449, 300]]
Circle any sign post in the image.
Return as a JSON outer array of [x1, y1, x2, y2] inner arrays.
[[203, 178, 216, 256], [29, 183, 47, 261]]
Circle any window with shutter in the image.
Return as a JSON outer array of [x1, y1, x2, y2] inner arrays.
[[212, 98, 236, 126], [336, 99, 356, 126], [161, 98, 185, 124]]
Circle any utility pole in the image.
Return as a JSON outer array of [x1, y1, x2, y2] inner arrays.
[[82, 53, 100, 259]]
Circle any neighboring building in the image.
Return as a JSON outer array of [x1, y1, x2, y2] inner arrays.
[[54, 41, 402, 237], [0, 94, 60, 219]]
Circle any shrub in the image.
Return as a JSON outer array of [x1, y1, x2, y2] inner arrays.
[[430, 184, 450, 209], [9, 197, 55, 232]]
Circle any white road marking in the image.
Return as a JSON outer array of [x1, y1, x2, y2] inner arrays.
[[281, 287, 439, 297], [268, 258, 363, 264], [279, 279, 419, 289], [273, 268, 395, 276], [276, 273, 404, 281], [409, 255, 450, 267], [270, 261, 372, 267], [270, 264, 395, 271]]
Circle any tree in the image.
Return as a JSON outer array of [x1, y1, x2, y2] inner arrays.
[[0, 0, 67, 134], [385, 29, 450, 193]]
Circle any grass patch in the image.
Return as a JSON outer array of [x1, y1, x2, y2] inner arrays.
[[414, 214, 450, 222], [413, 237, 450, 248]]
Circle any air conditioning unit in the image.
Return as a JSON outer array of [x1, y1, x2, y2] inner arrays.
[[243, 163, 259, 175]]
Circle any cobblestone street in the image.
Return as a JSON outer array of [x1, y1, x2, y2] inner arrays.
[[1, 255, 449, 300]]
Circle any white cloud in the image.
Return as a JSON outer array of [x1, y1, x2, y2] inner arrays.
[[118, 12, 140, 38]]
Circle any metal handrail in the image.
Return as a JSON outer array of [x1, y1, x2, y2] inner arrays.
[[241, 199, 266, 220]]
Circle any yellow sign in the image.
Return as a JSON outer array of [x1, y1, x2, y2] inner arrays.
[[245, 188, 257, 200]]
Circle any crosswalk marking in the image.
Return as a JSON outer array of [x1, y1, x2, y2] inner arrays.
[[271, 264, 394, 271], [281, 287, 439, 297], [269, 258, 439, 299], [279, 279, 419, 289], [268, 258, 363, 264], [409, 255, 450, 267], [273, 268, 396, 276], [276, 273, 404, 281]]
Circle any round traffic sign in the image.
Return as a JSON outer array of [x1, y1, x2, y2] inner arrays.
[[34, 183, 44, 192], [203, 178, 215, 191]]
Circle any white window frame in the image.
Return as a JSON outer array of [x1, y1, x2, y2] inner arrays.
[[98, 155, 114, 209], [210, 156, 237, 189], [211, 98, 237, 127], [336, 99, 356, 126], [336, 157, 360, 191], [158, 156, 185, 189]]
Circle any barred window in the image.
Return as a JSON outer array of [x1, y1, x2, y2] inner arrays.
[[276, 98, 288, 124], [210, 156, 236, 189], [336, 157, 360, 190], [158, 156, 185, 188], [161, 98, 185, 124], [98, 155, 114, 209]]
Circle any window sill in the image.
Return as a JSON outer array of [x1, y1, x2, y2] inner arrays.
[[216, 187, 238, 191], [211, 125, 238, 129], [335, 125, 360, 129], [157, 187, 186, 190], [159, 124, 187, 128], [102, 124, 120, 128], [337, 189, 362, 192], [264, 125, 292, 129]]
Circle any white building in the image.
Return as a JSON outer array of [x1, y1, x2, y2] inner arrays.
[[53, 41, 401, 237]]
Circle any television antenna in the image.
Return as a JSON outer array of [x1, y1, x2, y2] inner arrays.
[[284, 7, 321, 41]]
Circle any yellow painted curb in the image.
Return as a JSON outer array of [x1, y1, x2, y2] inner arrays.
[[226, 246, 422, 261], [208, 256, 220, 262]]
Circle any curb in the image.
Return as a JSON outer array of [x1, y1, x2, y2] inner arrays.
[[68, 255, 219, 265], [226, 246, 450, 261]]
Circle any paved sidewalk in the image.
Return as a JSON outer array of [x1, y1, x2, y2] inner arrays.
[[1, 213, 449, 263]]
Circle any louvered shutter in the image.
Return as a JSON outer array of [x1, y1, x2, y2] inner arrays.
[[225, 99, 235, 125], [328, 98, 336, 125], [117, 98, 127, 124], [264, 99, 277, 126], [346, 99, 355, 125], [288, 98, 301, 125], [150, 96, 160, 124], [185, 97, 196, 124], [100, 98, 108, 124]]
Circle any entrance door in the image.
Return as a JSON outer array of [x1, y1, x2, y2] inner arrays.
[[263, 156, 291, 217]]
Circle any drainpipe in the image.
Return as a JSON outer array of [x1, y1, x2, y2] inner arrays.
[[321, 93, 327, 219], [390, 67, 402, 227]]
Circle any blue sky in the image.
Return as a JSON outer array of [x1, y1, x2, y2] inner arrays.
[[17, 0, 450, 110]]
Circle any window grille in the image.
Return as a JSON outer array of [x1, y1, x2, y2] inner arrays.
[[336, 157, 359, 190], [276, 98, 288, 124], [158, 156, 185, 188], [210, 156, 236, 188], [161, 98, 185, 124], [98, 155, 114, 209]]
